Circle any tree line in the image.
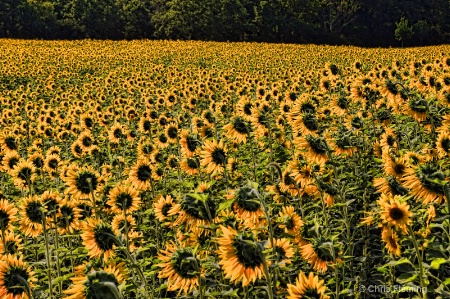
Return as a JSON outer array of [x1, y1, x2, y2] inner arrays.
[[1, 0, 449, 46]]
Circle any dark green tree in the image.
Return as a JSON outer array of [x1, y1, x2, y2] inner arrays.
[[395, 16, 413, 47]]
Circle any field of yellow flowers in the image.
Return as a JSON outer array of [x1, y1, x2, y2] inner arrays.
[[0, 39, 449, 299]]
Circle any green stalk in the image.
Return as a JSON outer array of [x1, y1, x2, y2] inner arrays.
[[408, 226, 427, 299], [42, 213, 54, 299]]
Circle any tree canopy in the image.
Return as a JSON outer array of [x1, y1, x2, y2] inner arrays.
[[1, 0, 449, 46]]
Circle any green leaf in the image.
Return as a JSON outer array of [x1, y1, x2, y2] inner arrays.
[[396, 272, 417, 284], [217, 199, 235, 213], [430, 258, 448, 270]]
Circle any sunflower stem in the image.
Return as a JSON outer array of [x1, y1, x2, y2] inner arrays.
[[52, 214, 62, 295], [87, 178, 98, 219], [408, 225, 427, 299], [260, 246, 274, 299], [42, 212, 54, 299]]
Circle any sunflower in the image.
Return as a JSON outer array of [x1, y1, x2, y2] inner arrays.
[[153, 194, 176, 224], [81, 218, 118, 261], [138, 117, 153, 134], [277, 206, 303, 238], [216, 226, 265, 287], [19, 195, 45, 238], [266, 238, 295, 266], [279, 169, 299, 197], [373, 176, 409, 196], [27, 152, 44, 171], [71, 141, 84, 159], [0, 134, 19, 152], [381, 226, 401, 257], [55, 199, 81, 234], [0, 199, 18, 233], [157, 242, 201, 295], [108, 123, 127, 144], [294, 134, 329, 164], [222, 116, 251, 144], [111, 214, 136, 235], [436, 130, 450, 158], [0, 232, 22, 255], [43, 153, 61, 176], [1, 150, 20, 173], [180, 156, 200, 175], [0, 254, 36, 299], [382, 152, 409, 179], [200, 139, 227, 175], [11, 160, 36, 190], [401, 162, 447, 204], [64, 263, 126, 299], [179, 130, 199, 157], [77, 131, 95, 152], [287, 271, 330, 299], [168, 194, 216, 232], [378, 193, 412, 234], [127, 158, 155, 191], [299, 238, 335, 273], [106, 183, 141, 214], [165, 123, 179, 143], [65, 166, 102, 200], [229, 186, 265, 228], [137, 138, 158, 160]]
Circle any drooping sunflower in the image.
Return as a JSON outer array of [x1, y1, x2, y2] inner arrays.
[[381, 226, 401, 257], [77, 131, 95, 152], [65, 166, 102, 200], [64, 263, 126, 299], [106, 183, 141, 214], [43, 153, 61, 176], [378, 193, 413, 234], [19, 195, 45, 238], [157, 242, 201, 295], [299, 237, 335, 273], [294, 134, 329, 164], [373, 176, 409, 196], [81, 218, 118, 261], [401, 162, 447, 204], [0, 254, 36, 299], [199, 139, 227, 175], [229, 186, 265, 228], [127, 158, 155, 191], [222, 116, 251, 144], [169, 193, 216, 232], [165, 123, 179, 143], [287, 271, 330, 299], [216, 226, 265, 287]]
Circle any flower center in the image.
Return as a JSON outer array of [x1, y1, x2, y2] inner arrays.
[[232, 117, 250, 135], [211, 148, 226, 165], [389, 207, 404, 221]]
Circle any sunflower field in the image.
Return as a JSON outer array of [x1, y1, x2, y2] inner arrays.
[[0, 40, 450, 299]]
